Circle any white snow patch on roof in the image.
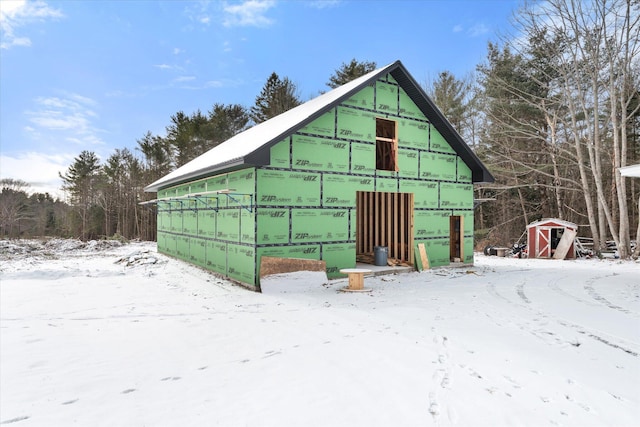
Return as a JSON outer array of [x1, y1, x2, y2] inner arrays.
[[145, 62, 397, 192]]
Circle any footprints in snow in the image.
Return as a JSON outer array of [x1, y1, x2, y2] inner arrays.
[[428, 333, 456, 422]]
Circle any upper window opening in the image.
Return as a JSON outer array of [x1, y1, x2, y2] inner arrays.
[[376, 118, 397, 171]]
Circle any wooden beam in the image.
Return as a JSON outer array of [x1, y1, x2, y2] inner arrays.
[[419, 243, 429, 270]]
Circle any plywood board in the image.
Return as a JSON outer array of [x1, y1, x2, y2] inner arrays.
[[553, 228, 577, 259], [417, 243, 430, 270], [260, 256, 326, 278]]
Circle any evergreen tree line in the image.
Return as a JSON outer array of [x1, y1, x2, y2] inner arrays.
[[0, 61, 374, 241], [2, 0, 638, 257]]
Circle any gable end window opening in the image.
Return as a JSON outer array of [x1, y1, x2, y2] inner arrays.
[[376, 118, 398, 171]]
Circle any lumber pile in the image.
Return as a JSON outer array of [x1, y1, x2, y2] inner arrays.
[[356, 252, 412, 267]]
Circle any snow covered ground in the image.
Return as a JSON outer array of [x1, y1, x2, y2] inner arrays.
[[1, 239, 638, 427]]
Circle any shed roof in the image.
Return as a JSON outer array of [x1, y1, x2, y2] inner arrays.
[[619, 164, 640, 178], [527, 218, 578, 230], [145, 60, 494, 192]]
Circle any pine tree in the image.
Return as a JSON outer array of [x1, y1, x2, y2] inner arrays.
[[250, 72, 301, 124], [60, 151, 102, 240], [327, 59, 377, 89]]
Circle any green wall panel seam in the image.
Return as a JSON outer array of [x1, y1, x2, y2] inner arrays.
[[257, 240, 353, 248], [337, 101, 429, 123]]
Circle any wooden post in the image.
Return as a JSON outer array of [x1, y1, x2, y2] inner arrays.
[[418, 243, 430, 270]]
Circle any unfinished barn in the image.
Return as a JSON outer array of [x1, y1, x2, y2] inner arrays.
[[144, 60, 494, 289]]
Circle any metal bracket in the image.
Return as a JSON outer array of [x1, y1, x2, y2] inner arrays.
[[193, 195, 220, 212], [223, 193, 254, 213]]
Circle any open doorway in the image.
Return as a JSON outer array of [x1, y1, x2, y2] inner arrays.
[[356, 191, 414, 264], [449, 215, 464, 262]]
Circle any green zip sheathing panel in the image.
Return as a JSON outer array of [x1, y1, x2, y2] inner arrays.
[[399, 181, 438, 208], [270, 138, 290, 168], [376, 81, 399, 112], [440, 183, 474, 209], [399, 119, 429, 149], [420, 152, 457, 181], [156, 168, 258, 290], [415, 238, 450, 267], [257, 170, 321, 206], [291, 209, 350, 243], [399, 88, 427, 120], [292, 134, 350, 172], [343, 84, 374, 110], [337, 107, 376, 142], [430, 125, 456, 154], [257, 209, 289, 244], [300, 109, 335, 137], [323, 175, 375, 207], [457, 158, 473, 182], [397, 148, 419, 178], [156, 73, 479, 289], [351, 142, 376, 174], [206, 240, 227, 275], [227, 244, 255, 284], [323, 243, 357, 276]]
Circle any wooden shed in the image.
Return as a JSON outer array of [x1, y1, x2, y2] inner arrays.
[[527, 218, 578, 259], [144, 60, 494, 289]]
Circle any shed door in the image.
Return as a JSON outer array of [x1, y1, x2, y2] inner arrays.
[[536, 227, 550, 257], [356, 191, 414, 264]]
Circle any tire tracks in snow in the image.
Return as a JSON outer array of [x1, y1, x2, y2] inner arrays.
[[583, 275, 639, 318], [485, 277, 639, 357]]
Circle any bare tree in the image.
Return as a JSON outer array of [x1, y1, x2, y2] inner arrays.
[[0, 179, 31, 236], [483, 0, 639, 256]]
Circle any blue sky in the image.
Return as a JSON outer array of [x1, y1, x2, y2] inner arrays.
[[0, 0, 520, 197]]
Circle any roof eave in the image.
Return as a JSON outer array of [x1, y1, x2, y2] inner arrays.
[[144, 157, 249, 193]]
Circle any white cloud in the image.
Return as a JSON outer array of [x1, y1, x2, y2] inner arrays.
[[26, 93, 105, 147], [172, 47, 183, 55], [173, 75, 196, 82], [204, 80, 225, 88], [182, 2, 214, 29], [0, 151, 73, 198], [468, 23, 489, 37], [154, 63, 185, 72], [307, 0, 341, 9], [452, 24, 463, 33], [104, 89, 138, 99], [223, 0, 275, 28], [173, 78, 242, 91], [0, 0, 63, 49]]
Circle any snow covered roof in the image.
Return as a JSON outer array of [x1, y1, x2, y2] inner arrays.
[[619, 164, 640, 178], [145, 60, 494, 192], [527, 218, 578, 230]]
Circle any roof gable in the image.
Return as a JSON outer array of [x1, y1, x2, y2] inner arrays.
[[145, 60, 493, 192]]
